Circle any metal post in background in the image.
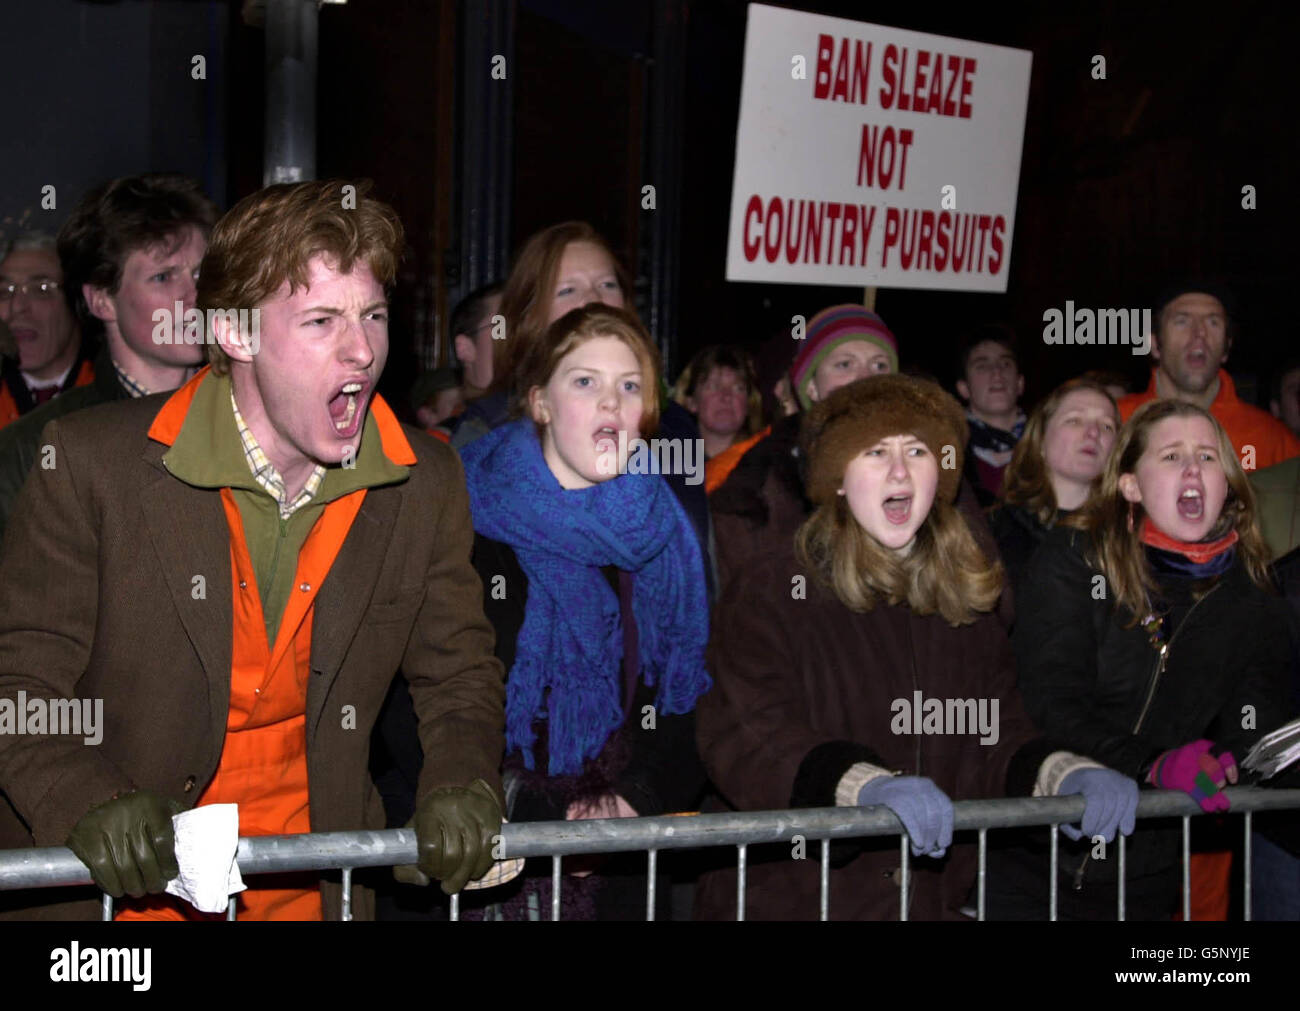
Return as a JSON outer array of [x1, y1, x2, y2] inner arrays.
[[640, 0, 687, 373], [448, 0, 515, 323], [262, 0, 319, 185]]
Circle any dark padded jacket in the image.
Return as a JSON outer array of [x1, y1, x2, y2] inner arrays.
[[1009, 525, 1299, 886]]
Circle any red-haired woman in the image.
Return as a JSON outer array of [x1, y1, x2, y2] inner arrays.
[[461, 304, 712, 919]]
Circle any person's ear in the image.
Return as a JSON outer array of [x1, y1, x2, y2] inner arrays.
[[1118, 473, 1142, 504], [1270, 399, 1283, 420], [683, 394, 698, 413], [805, 380, 821, 404], [84, 284, 116, 324], [454, 333, 476, 365], [528, 385, 549, 425], [212, 310, 255, 366], [1015, 373, 1025, 399], [955, 379, 971, 402]]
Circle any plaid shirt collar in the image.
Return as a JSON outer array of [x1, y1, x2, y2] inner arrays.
[[230, 387, 326, 519], [112, 360, 151, 398]]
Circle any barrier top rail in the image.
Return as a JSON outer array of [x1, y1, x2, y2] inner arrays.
[[2, 787, 1297, 892]]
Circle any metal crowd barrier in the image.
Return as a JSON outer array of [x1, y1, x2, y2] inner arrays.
[[2, 787, 1298, 921]]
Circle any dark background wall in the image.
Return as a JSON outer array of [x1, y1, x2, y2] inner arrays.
[[3, 0, 1295, 416], [678, 0, 1298, 403], [0, 0, 228, 237]]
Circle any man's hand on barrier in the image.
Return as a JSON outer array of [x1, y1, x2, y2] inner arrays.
[[398, 779, 502, 894], [857, 776, 953, 858], [1057, 767, 1138, 841], [66, 791, 185, 898], [1148, 739, 1238, 813]]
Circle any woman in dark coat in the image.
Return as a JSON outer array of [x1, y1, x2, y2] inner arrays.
[[988, 377, 1119, 602], [988, 399, 1299, 919], [695, 375, 1136, 921]]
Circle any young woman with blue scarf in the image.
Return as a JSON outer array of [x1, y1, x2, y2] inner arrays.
[[988, 399, 1300, 919], [453, 303, 712, 919]]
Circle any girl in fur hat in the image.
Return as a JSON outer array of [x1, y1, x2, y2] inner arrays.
[[695, 374, 1136, 920]]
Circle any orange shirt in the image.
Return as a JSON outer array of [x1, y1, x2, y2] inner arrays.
[[116, 373, 372, 921], [705, 427, 770, 495], [1119, 370, 1300, 470], [0, 357, 94, 430]]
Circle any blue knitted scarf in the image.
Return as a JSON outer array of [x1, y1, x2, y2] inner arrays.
[[460, 419, 712, 776]]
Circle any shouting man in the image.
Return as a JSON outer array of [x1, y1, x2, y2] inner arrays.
[[0, 180, 507, 920]]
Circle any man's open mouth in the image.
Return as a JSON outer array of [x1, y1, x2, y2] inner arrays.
[[328, 380, 368, 437]]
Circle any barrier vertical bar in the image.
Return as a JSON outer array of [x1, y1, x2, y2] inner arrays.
[[1243, 811, 1252, 923], [1049, 824, 1058, 922], [227, 897, 236, 921], [819, 839, 830, 922], [341, 867, 352, 922], [977, 828, 987, 922], [450, 892, 460, 922], [1181, 816, 1190, 922], [1117, 833, 1126, 922], [551, 855, 562, 922], [101, 893, 113, 922], [899, 836, 909, 922], [736, 844, 747, 922], [645, 849, 657, 922]]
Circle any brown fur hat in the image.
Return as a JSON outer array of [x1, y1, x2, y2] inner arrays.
[[801, 374, 969, 506]]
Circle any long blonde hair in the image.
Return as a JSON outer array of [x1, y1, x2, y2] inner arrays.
[[1066, 398, 1273, 625], [796, 495, 1002, 626]]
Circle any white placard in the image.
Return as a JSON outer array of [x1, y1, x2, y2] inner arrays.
[[725, 4, 1032, 292]]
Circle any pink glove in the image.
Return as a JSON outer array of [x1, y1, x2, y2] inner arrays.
[[1147, 739, 1238, 813]]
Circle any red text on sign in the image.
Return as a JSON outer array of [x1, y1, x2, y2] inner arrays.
[[879, 46, 976, 118]]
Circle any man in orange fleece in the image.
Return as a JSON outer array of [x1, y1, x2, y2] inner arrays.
[[1118, 284, 1300, 471]]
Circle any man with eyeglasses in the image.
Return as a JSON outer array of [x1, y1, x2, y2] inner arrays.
[[0, 174, 217, 539], [0, 233, 92, 429]]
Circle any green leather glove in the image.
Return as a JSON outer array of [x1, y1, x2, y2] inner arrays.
[[396, 778, 502, 895], [66, 791, 185, 898]]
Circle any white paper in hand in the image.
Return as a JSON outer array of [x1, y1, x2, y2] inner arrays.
[[164, 804, 246, 914]]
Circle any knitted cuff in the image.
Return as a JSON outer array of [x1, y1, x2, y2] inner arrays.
[[1034, 751, 1107, 797], [835, 762, 894, 806]]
